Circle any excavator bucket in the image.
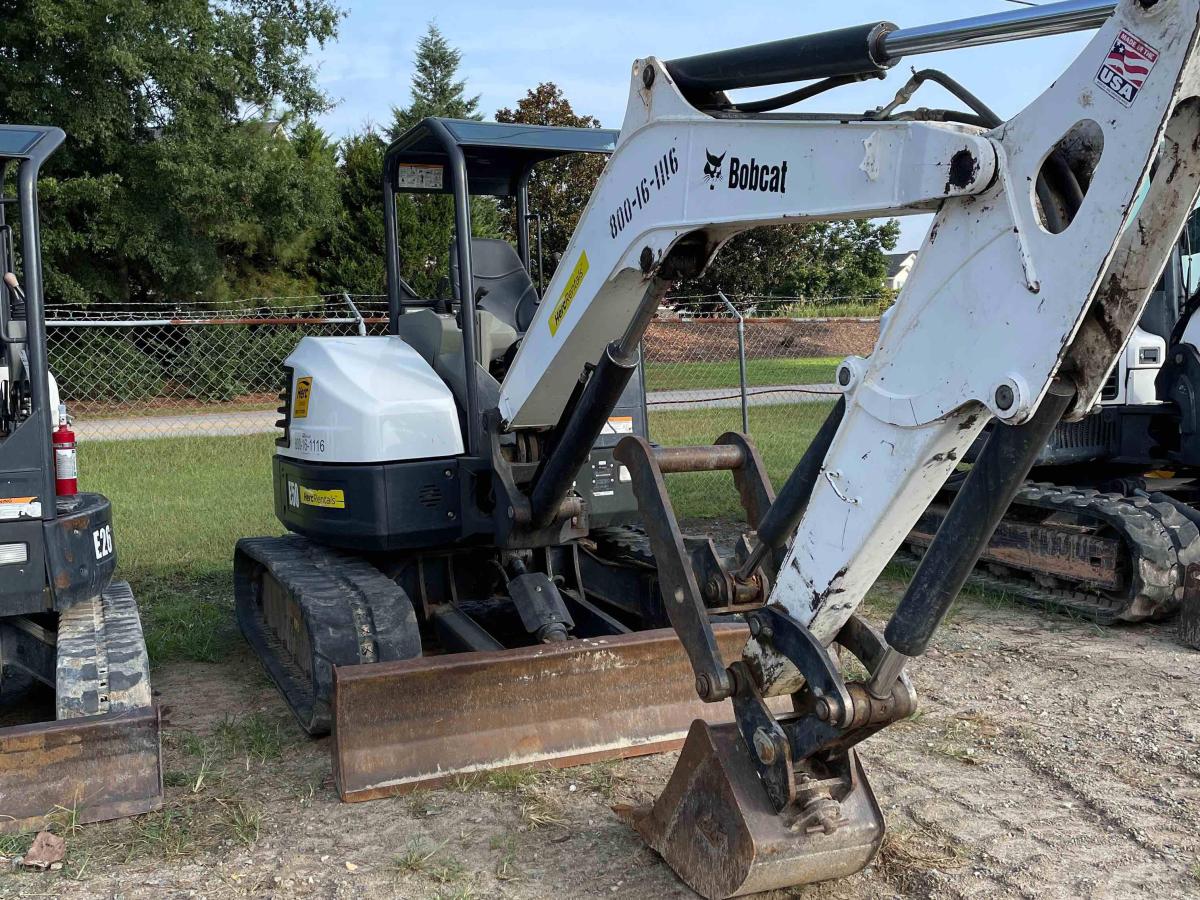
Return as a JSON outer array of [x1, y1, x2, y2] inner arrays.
[[332, 624, 778, 801], [619, 720, 884, 899]]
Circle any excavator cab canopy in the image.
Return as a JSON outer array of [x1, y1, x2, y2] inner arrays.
[[382, 118, 621, 455], [382, 117, 617, 325], [383, 118, 617, 199], [0, 124, 65, 511]]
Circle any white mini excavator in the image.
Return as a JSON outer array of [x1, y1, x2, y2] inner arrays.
[[236, 1, 1200, 895]]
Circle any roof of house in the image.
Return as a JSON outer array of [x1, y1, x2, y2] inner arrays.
[[885, 251, 917, 279]]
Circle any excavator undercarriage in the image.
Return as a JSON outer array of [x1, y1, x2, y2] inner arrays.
[[909, 479, 1200, 623]]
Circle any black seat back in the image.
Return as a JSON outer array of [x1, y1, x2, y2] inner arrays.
[[450, 238, 540, 333]]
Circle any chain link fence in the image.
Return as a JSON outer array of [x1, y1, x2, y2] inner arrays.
[[48, 293, 883, 509], [47, 295, 388, 440], [643, 295, 881, 517]]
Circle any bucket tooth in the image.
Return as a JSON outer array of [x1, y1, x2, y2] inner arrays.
[[619, 719, 884, 899]]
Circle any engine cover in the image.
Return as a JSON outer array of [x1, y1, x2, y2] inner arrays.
[[277, 336, 463, 464]]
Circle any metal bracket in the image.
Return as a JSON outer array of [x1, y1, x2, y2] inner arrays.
[[715, 431, 776, 530], [729, 660, 795, 810], [750, 606, 853, 726], [742, 610, 918, 813], [614, 435, 734, 701]]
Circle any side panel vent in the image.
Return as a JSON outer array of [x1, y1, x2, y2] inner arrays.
[[418, 485, 442, 508], [275, 366, 294, 448], [1100, 369, 1119, 401]]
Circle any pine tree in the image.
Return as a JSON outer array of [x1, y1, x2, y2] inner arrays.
[[313, 125, 388, 295], [384, 22, 498, 297], [390, 23, 481, 137]]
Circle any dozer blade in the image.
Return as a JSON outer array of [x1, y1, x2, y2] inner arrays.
[[333, 624, 780, 801], [0, 706, 162, 834], [619, 719, 884, 899]]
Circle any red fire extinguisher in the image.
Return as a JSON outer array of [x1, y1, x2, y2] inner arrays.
[[53, 403, 78, 497]]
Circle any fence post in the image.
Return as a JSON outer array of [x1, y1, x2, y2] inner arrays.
[[717, 289, 748, 434], [342, 292, 368, 337]]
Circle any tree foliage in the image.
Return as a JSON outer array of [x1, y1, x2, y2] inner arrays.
[[495, 83, 607, 285], [313, 126, 387, 295], [390, 23, 481, 134], [782, 220, 902, 300], [683, 219, 901, 302], [2, 9, 899, 308], [0, 0, 343, 306], [385, 22, 498, 298]]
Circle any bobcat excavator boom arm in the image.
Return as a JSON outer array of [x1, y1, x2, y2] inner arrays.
[[490, 1, 1200, 895]]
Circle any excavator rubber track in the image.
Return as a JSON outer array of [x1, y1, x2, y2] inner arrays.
[[906, 482, 1200, 624], [589, 524, 655, 567], [234, 535, 422, 735], [0, 582, 163, 834]]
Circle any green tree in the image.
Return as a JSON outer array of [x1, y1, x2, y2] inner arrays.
[[313, 125, 388, 295], [0, 0, 342, 306], [495, 83, 606, 285], [681, 219, 900, 305], [217, 117, 342, 300], [385, 22, 497, 298], [390, 23, 481, 135], [782, 219, 902, 301]]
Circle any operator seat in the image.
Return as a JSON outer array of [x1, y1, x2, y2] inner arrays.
[[449, 238, 540, 333]]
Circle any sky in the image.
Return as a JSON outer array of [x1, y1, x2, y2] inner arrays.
[[308, 0, 1097, 251]]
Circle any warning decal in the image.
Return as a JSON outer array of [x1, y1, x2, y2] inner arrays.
[[602, 416, 634, 435], [396, 163, 444, 190], [1095, 29, 1159, 108]]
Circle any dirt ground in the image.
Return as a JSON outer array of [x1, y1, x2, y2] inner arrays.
[[3, 573, 1199, 899]]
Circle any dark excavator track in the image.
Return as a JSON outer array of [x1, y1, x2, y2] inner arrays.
[[905, 482, 1200, 625], [234, 535, 423, 735]]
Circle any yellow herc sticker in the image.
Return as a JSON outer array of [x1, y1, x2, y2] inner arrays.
[[549, 251, 589, 336], [299, 486, 345, 509], [293, 376, 313, 418]]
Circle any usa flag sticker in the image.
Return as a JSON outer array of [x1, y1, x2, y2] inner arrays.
[[1096, 30, 1159, 107]]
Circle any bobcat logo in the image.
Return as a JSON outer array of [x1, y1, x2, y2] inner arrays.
[[702, 149, 725, 189]]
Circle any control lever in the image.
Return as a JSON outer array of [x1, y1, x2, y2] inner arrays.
[[2, 272, 24, 303]]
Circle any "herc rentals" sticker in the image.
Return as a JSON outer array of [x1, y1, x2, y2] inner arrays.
[[1096, 30, 1159, 108], [300, 486, 345, 509], [549, 251, 589, 336]]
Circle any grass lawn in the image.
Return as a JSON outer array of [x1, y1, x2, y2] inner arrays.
[[767, 301, 887, 319], [644, 356, 838, 391], [80, 404, 830, 664], [650, 401, 834, 519], [80, 434, 281, 665]]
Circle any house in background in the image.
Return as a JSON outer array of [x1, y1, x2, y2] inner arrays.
[[885, 250, 918, 291]]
